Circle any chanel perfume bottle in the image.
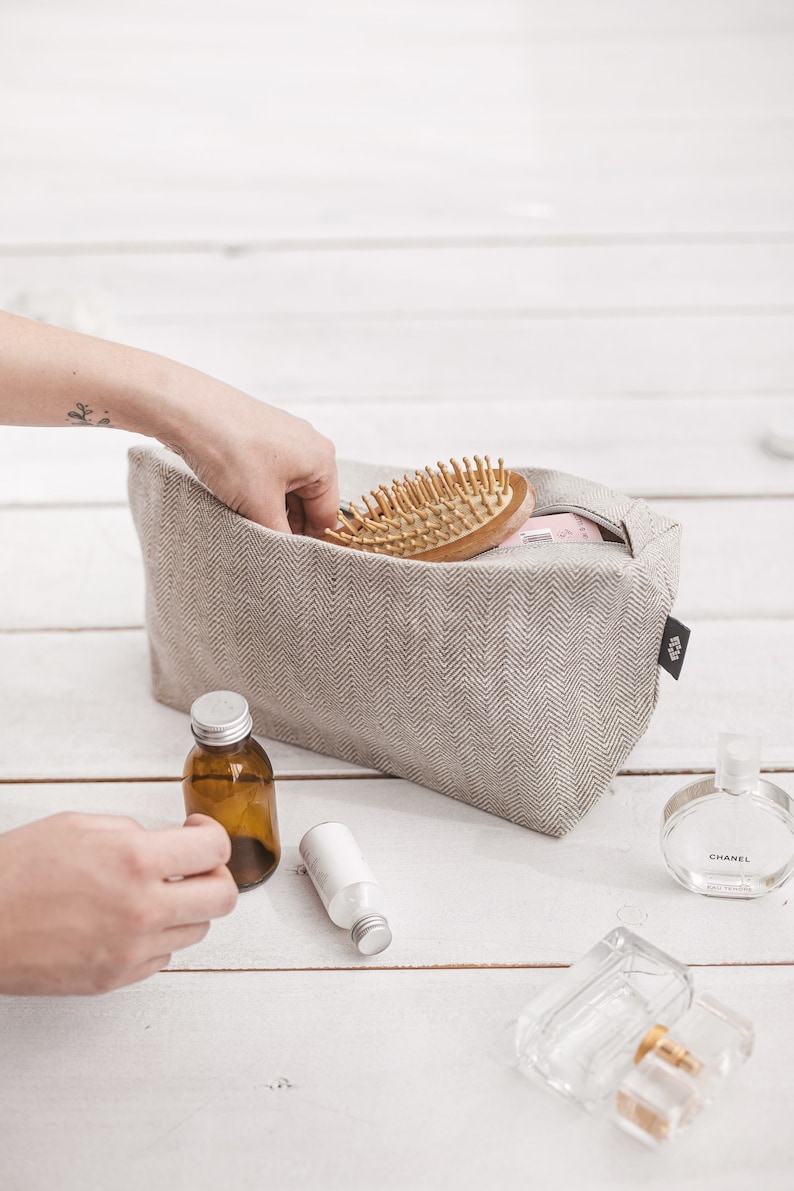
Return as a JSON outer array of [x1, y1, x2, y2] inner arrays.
[[614, 994, 754, 1146], [515, 928, 694, 1110], [661, 733, 794, 898]]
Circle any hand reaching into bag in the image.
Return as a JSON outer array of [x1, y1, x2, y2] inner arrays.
[[163, 388, 339, 537], [0, 310, 340, 537]]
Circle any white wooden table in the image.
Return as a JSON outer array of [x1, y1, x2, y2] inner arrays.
[[1, 3, 793, 1187]]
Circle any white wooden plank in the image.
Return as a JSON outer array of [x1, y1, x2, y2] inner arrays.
[[628, 618, 794, 771], [0, 428, 152, 505], [1, 498, 792, 631], [6, 1, 793, 46], [0, 623, 791, 781], [6, 135, 794, 243], [67, 315, 794, 401], [3, 400, 793, 508], [0, 506, 146, 629], [2, 775, 793, 968], [2, 7, 794, 244], [5, 20, 790, 148], [5, 127, 794, 243], [5, 243, 794, 319], [665, 498, 794, 620], [0, 965, 791, 1191], [0, 630, 378, 780]]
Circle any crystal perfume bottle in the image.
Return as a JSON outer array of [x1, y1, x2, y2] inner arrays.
[[661, 733, 794, 898], [614, 994, 754, 1146], [516, 931, 754, 1147], [515, 928, 694, 1110]]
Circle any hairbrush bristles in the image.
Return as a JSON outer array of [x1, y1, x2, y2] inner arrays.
[[325, 456, 536, 562]]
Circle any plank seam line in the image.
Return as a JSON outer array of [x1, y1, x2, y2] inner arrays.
[[158, 961, 794, 974], [6, 233, 794, 255], [5, 619, 793, 638], [2, 494, 794, 515], [122, 306, 794, 324], [0, 626, 144, 636], [0, 773, 391, 785], [0, 501, 129, 511], [1, 769, 791, 785], [0, 626, 145, 635]]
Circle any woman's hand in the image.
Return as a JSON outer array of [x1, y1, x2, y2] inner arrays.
[[169, 392, 339, 537], [0, 310, 340, 536], [0, 812, 238, 996]]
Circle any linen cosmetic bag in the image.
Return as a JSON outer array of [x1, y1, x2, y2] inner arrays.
[[128, 446, 682, 837]]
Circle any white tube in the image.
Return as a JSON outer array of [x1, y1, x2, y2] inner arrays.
[[299, 822, 392, 955]]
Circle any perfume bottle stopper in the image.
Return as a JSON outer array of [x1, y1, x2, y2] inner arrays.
[[716, 733, 761, 794]]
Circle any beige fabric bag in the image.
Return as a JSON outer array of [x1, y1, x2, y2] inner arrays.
[[128, 445, 681, 837]]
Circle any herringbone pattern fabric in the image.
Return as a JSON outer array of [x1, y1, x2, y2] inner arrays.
[[128, 447, 681, 836]]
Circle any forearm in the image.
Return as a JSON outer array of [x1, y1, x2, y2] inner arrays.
[[0, 309, 226, 446], [0, 310, 339, 534]]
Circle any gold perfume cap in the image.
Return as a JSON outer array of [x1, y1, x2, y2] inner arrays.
[[635, 1024, 703, 1076]]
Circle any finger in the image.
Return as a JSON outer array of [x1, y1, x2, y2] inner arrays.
[[160, 865, 238, 927], [183, 813, 229, 843], [252, 495, 291, 534], [300, 479, 341, 538], [146, 818, 232, 879], [159, 920, 211, 953], [98, 955, 173, 994], [56, 812, 145, 834], [286, 492, 305, 536]]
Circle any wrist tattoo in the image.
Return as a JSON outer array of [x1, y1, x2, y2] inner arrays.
[[67, 402, 111, 427]]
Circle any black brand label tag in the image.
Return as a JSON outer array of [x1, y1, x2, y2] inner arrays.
[[658, 616, 691, 680]]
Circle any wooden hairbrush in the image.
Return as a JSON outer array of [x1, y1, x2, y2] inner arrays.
[[325, 456, 536, 562]]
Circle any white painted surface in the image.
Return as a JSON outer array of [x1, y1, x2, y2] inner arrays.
[[0, 966, 792, 1191], [66, 314, 794, 400], [3, 3, 794, 242], [1, 1, 793, 1186], [1, 776, 792, 968], [0, 506, 146, 628], [2, 398, 794, 507], [5, 243, 794, 316]]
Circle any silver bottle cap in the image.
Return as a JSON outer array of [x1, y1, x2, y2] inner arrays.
[[351, 914, 392, 956], [190, 690, 253, 746]]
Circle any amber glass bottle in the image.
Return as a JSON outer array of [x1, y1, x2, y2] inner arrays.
[[182, 691, 281, 891]]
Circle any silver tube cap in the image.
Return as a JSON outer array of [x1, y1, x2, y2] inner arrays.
[[190, 690, 253, 747], [351, 914, 392, 956]]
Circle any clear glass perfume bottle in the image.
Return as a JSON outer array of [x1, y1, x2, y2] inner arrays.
[[515, 928, 694, 1111], [661, 733, 794, 898], [614, 995, 754, 1146]]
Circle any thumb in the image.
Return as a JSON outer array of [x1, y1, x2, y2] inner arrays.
[[298, 481, 341, 540]]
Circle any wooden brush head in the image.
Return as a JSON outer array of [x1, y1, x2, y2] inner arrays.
[[324, 456, 536, 562]]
